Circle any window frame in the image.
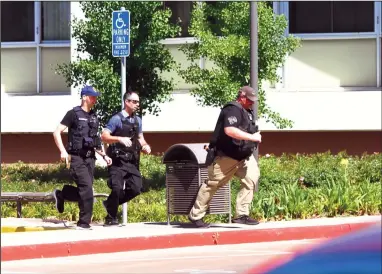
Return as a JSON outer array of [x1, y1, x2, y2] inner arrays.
[[1, 1, 71, 94], [275, 1, 381, 89]]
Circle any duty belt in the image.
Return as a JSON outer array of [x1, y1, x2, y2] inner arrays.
[[113, 150, 134, 161], [70, 149, 95, 158]]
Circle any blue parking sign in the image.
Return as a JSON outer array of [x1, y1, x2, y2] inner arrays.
[[112, 10, 130, 57]]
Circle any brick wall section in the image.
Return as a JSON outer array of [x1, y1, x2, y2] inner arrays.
[[1, 131, 381, 164]]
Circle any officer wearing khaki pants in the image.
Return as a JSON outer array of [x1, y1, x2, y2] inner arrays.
[[189, 86, 262, 228]]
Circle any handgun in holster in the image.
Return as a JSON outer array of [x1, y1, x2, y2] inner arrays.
[[204, 145, 216, 167]]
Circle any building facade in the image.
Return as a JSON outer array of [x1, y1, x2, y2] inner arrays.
[[1, 1, 381, 164]]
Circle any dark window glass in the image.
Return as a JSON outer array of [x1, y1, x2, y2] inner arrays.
[[164, 1, 193, 37], [1, 1, 35, 42], [42, 1, 71, 41], [289, 1, 374, 34]]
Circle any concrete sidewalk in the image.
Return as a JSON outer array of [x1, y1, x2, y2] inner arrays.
[[1, 215, 380, 261]]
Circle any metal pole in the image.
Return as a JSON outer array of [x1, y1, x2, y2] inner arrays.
[[121, 56, 126, 109], [250, 1, 259, 161], [120, 6, 128, 226]]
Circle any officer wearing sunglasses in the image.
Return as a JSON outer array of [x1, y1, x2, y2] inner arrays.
[[101, 91, 151, 226]]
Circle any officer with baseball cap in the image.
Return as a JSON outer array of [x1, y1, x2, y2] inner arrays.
[[52, 85, 112, 230], [80, 85, 100, 97], [188, 85, 262, 228], [240, 85, 258, 102]]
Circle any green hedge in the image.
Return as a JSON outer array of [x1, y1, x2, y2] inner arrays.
[[1, 152, 381, 223]]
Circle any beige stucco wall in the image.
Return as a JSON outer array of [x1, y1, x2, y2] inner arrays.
[[161, 44, 197, 90], [1, 48, 37, 93], [41, 47, 71, 93], [285, 39, 377, 88]]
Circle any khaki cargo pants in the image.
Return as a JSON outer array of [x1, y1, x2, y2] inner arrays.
[[189, 154, 260, 221]]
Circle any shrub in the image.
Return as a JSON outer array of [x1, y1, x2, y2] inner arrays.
[[1, 151, 381, 223]]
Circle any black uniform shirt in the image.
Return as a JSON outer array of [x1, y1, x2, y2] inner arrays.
[[216, 104, 253, 160], [222, 105, 244, 130], [60, 108, 101, 150]]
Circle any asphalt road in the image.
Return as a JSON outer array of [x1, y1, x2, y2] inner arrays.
[[1, 239, 322, 274]]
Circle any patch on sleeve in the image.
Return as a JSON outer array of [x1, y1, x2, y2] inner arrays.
[[227, 116, 238, 125]]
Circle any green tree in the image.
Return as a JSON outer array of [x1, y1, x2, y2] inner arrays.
[[57, 1, 181, 126], [178, 2, 301, 129]]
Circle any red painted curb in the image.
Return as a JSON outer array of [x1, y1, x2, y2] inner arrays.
[[1, 221, 375, 261]]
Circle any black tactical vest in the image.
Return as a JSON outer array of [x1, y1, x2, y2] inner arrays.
[[68, 106, 100, 153], [211, 101, 258, 160], [107, 113, 141, 160]]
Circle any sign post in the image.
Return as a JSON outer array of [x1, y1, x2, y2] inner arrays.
[[112, 7, 130, 226], [250, 2, 259, 161]]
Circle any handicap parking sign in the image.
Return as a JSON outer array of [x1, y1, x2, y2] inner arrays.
[[112, 10, 130, 57]]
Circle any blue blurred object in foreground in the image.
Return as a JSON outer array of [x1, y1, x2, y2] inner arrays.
[[248, 222, 382, 274]]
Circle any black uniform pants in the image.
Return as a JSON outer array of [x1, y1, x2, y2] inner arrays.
[[105, 158, 142, 218], [62, 155, 95, 225]]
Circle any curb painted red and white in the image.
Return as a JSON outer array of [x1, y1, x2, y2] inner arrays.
[[1, 221, 377, 261]]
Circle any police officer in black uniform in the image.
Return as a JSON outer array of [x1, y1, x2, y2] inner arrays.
[[52, 85, 112, 230], [189, 86, 262, 228], [101, 91, 151, 226]]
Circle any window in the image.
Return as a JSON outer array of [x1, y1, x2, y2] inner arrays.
[[1, 1, 35, 42], [1, 1, 71, 42], [42, 2, 70, 41], [164, 1, 193, 37], [289, 1, 374, 34], [1, 1, 71, 94]]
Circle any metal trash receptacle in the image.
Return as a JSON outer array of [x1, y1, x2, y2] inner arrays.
[[162, 143, 231, 225]]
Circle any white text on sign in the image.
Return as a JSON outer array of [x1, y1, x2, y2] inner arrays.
[[115, 37, 128, 43], [114, 45, 128, 49], [113, 29, 129, 35]]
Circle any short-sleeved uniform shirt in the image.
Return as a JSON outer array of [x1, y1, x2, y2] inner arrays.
[[216, 104, 252, 160], [222, 105, 244, 129], [103, 110, 143, 135], [60, 107, 102, 151]]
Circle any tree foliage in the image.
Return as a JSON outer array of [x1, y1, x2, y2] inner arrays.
[[57, 1, 181, 126], [178, 2, 301, 129]]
